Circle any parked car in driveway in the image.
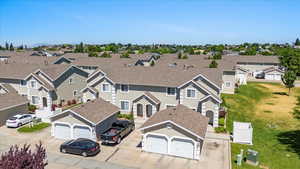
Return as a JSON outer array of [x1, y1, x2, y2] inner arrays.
[[255, 73, 265, 79], [100, 120, 135, 144], [60, 138, 100, 157], [6, 114, 36, 128]]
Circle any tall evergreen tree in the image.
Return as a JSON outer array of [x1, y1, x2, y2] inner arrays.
[[9, 43, 14, 51], [295, 38, 300, 46], [282, 70, 297, 95], [5, 42, 9, 50]]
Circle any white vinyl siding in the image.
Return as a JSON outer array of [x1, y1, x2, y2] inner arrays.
[[186, 89, 196, 98], [32, 96, 39, 104], [102, 83, 110, 92]]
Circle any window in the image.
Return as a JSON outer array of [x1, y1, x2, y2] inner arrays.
[[120, 84, 129, 92], [225, 82, 231, 87], [73, 90, 78, 96], [102, 83, 110, 92], [146, 105, 153, 117], [121, 101, 129, 111], [166, 87, 176, 96], [32, 96, 39, 104], [30, 81, 37, 88], [186, 89, 196, 98], [20, 80, 27, 86], [166, 105, 176, 109], [69, 78, 73, 84]]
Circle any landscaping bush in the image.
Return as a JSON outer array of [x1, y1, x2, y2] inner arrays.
[[72, 99, 77, 105], [67, 100, 72, 106], [215, 126, 227, 133], [0, 143, 46, 169], [51, 104, 57, 111], [118, 113, 134, 120], [17, 123, 50, 133], [28, 104, 37, 112], [219, 117, 225, 127]]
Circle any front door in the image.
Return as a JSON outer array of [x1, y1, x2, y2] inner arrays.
[[206, 110, 214, 125], [42, 97, 47, 108]]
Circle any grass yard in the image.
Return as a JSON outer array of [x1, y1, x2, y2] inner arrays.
[[17, 122, 51, 133], [222, 82, 300, 169]]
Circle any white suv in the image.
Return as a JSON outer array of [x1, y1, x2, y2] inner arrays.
[[6, 114, 36, 128]]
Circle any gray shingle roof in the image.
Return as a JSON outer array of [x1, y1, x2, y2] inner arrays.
[[140, 104, 209, 138], [0, 84, 28, 110]]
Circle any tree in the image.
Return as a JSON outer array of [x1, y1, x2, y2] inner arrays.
[[150, 60, 155, 66], [209, 60, 218, 68], [0, 143, 46, 169], [120, 52, 130, 58], [212, 52, 222, 60], [9, 43, 14, 51], [100, 52, 111, 58], [295, 38, 300, 46], [88, 52, 98, 57], [74, 42, 84, 53], [282, 70, 297, 95], [177, 52, 182, 59], [5, 42, 9, 50]]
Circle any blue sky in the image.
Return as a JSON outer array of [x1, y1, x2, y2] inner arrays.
[[0, 0, 299, 46]]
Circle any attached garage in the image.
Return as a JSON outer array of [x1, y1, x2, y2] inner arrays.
[[170, 137, 194, 159], [73, 125, 93, 139], [53, 122, 71, 140], [145, 134, 168, 154], [263, 67, 284, 81], [51, 98, 119, 140], [140, 105, 209, 160]]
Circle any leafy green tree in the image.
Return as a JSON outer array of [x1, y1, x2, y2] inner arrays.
[[9, 43, 14, 51], [212, 52, 222, 60], [295, 38, 300, 46], [177, 52, 182, 59], [209, 60, 218, 68], [75, 42, 84, 53], [88, 52, 98, 57], [100, 52, 111, 58], [282, 70, 297, 95], [120, 52, 130, 58]]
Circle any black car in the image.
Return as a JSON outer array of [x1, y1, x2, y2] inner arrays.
[[100, 120, 135, 144], [60, 138, 100, 157], [255, 73, 265, 79]]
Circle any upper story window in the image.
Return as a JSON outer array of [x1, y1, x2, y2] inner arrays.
[[120, 84, 129, 92], [186, 88, 196, 98], [69, 78, 73, 85], [30, 81, 37, 89], [73, 90, 78, 96], [32, 96, 39, 104], [102, 83, 110, 92], [121, 101, 129, 111], [20, 80, 27, 86], [166, 87, 176, 96]]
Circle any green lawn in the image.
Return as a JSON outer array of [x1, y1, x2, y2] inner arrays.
[[17, 122, 51, 133], [222, 83, 300, 169]]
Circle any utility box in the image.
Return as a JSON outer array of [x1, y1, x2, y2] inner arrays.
[[246, 149, 259, 166]]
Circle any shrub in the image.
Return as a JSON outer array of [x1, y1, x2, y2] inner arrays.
[[209, 60, 218, 68], [219, 117, 225, 126], [100, 52, 111, 58], [28, 104, 37, 112], [72, 99, 77, 105], [150, 60, 155, 66], [215, 126, 227, 133], [67, 100, 72, 106], [181, 55, 188, 59], [118, 113, 134, 120], [0, 143, 46, 169], [120, 53, 130, 58], [58, 103, 62, 107]]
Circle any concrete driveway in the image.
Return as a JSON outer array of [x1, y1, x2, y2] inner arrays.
[[0, 125, 230, 169]]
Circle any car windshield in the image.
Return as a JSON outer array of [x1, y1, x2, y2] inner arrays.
[[9, 117, 18, 120]]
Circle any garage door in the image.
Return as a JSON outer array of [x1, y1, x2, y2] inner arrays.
[[170, 137, 194, 159], [274, 74, 281, 80], [54, 123, 71, 140], [145, 134, 168, 155], [73, 125, 92, 139]]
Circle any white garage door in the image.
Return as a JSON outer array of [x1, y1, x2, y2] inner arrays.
[[73, 125, 92, 139], [54, 123, 71, 140], [274, 74, 281, 80], [170, 137, 194, 159], [145, 134, 168, 155]]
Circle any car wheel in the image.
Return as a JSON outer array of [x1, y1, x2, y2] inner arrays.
[[117, 137, 121, 144], [17, 123, 22, 127], [82, 152, 87, 157], [61, 149, 66, 153]]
